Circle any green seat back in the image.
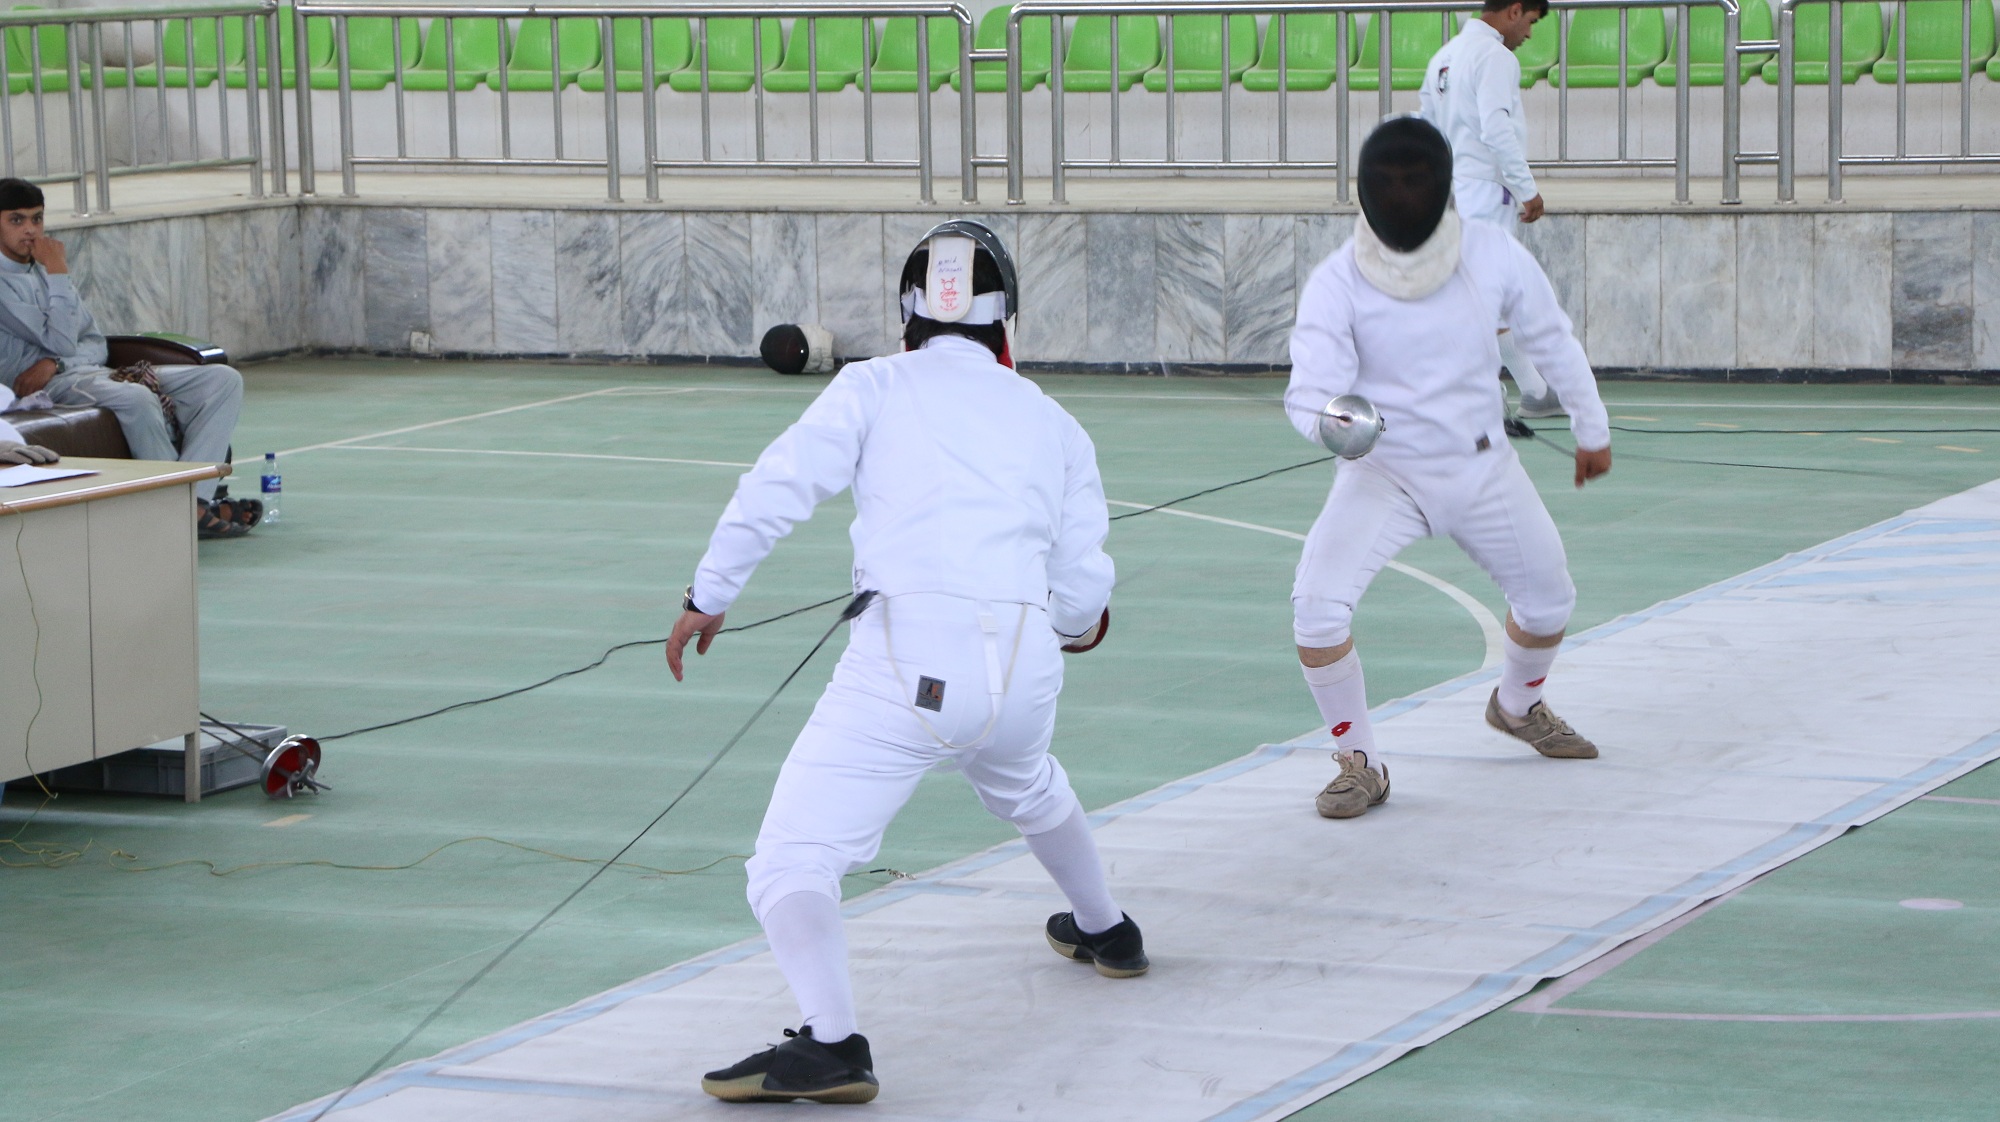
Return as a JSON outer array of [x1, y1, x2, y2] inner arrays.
[[1882, 0, 1997, 65], [1249, 13, 1352, 72], [245, 8, 337, 76], [342, 16, 422, 73], [160, 16, 241, 69], [1662, 1, 1775, 67], [962, 5, 1052, 88], [1063, 14, 1161, 73], [691, 17, 783, 74], [413, 16, 508, 74], [1789, 2, 1886, 66], [1514, 18, 1558, 81], [874, 16, 960, 79], [605, 16, 693, 74], [508, 17, 601, 74], [1355, 10, 1455, 71], [1160, 13, 1258, 72], [774, 16, 872, 76], [1560, 8, 1668, 70]]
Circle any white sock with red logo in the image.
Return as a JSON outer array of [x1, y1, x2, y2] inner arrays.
[[1497, 635, 1562, 719], [1301, 651, 1376, 756]]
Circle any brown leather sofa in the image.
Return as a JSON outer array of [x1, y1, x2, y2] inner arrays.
[[7, 335, 228, 459]]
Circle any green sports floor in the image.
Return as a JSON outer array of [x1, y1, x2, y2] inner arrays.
[[3, 360, 1998, 1122]]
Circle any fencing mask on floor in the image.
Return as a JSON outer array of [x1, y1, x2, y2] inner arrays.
[[1356, 116, 1454, 254], [760, 323, 838, 375]]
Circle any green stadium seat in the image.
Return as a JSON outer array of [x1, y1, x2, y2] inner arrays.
[[1348, 10, 1456, 92], [1061, 14, 1161, 92], [868, 16, 959, 92], [1870, 0, 1995, 82], [1550, 8, 1667, 88], [1652, 0, 1773, 87], [1514, 17, 1558, 86], [1242, 13, 1353, 93], [666, 17, 783, 93], [1141, 13, 1257, 92], [1992, 48, 2000, 77], [401, 16, 507, 92], [576, 17, 690, 92], [951, 6, 1052, 93], [491, 17, 601, 91], [1761, 2, 1883, 84], [308, 17, 421, 92], [5, 11, 76, 93], [761, 16, 872, 92], [225, 7, 336, 90]]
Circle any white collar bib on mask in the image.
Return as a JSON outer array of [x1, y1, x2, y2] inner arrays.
[[1353, 207, 1463, 301]]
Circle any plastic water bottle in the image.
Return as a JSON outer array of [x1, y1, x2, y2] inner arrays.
[[260, 452, 282, 524]]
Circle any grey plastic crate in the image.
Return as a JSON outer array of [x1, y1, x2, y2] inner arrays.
[[41, 722, 289, 798]]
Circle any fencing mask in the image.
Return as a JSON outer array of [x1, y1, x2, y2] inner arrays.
[[899, 219, 1020, 366], [1356, 116, 1453, 253], [760, 323, 837, 375]]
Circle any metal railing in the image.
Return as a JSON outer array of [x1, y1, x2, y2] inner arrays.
[[292, 1, 978, 203], [0, 2, 278, 215], [1005, 0, 1709, 204]]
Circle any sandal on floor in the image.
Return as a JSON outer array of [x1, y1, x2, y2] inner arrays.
[[198, 501, 252, 540], [211, 495, 264, 527]]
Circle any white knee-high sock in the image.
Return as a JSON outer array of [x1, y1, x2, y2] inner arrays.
[[761, 891, 859, 1042], [1023, 805, 1123, 934], [1498, 634, 1562, 719], [1302, 651, 1377, 756], [1498, 331, 1552, 401]]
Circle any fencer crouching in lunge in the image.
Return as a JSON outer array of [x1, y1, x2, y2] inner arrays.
[[667, 220, 1143, 1106], [1287, 117, 1614, 820]]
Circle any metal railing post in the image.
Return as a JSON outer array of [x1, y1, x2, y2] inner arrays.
[[1776, 0, 1794, 202], [958, 13, 976, 202], [295, 3, 316, 194], [88, 22, 112, 213], [1050, 14, 1066, 203], [1376, 7, 1390, 119], [642, 16, 661, 201], [266, 9, 287, 195], [63, 21, 88, 215], [1336, 10, 1349, 201], [1722, 0, 1740, 202], [1827, 0, 1842, 200], [602, 16, 621, 201], [915, 15, 933, 202], [1006, 11, 1025, 202], [243, 14, 266, 199], [1674, 2, 1689, 202], [337, 13, 356, 196]]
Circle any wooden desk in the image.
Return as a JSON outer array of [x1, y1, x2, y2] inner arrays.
[[1, 458, 228, 803]]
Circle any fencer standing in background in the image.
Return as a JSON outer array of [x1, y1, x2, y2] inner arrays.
[[667, 220, 1144, 1106], [1287, 117, 1612, 821], [1421, 0, 1567, 419]]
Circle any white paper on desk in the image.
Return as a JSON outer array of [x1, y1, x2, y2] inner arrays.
[[0, 464, 98, 488]]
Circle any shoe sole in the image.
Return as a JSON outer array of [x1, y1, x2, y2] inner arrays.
[[1045, 930, 1150, 978], [1483, 703, 1599, 759], [701, 1074, 880, 1104]]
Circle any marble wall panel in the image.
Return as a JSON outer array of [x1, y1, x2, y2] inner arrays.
[[1223, 215, 1294, 364], [303, 205, 365, 349], [66, 220, 145, 337], [489, 210, 558, 355], [1515, 215, 1587, 344], [1293, 213, 1352, 299], [620, 211, 685, 356], [556, 211, 622, 354], [1155, 215, 1227, 364], [1659, 215, 1736, 370], [206, 208, 299, 358], [1813, 213, 1892, 370], [361, 208, 428, 352], [678, 213, 754, 356], [818, 213, 887, 358], [751, 213, 819, 341], [1976, 212, 1999, 371], [161, 217, 211, 340], [1017, 212, 1088, 363], [425, 209, 495, 354], [877, 213, 938, 354], [264, 208, 306, 355], [1891, 211, 1974, 370], [88, 217, 205, 339], [1084, 214, 1156, 364], [1736, 213, 1815, 370], [1584, 214, 1661, 369]]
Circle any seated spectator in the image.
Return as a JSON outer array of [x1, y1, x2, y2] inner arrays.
[[0, 177, 255, 538]]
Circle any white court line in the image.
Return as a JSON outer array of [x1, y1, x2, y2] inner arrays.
[[1920, 794, 2000, 806], [328, 445, 754, 469], [1514, 885, 1746, 1015], [278, 387, 678, 456], [1106, 500, 1506, 670]]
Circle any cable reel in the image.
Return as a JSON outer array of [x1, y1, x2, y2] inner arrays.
[[260, 735, 330, 799]]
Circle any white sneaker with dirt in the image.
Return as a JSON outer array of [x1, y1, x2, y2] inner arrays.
[[1484, 689, 1598, 759], [1316, 748, 1390, 819]]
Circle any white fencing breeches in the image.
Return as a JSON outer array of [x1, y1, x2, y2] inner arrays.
[[745, 593, 1077, 923], [1292, 456, 1576, 648], [1455, 178, 1522, 231]]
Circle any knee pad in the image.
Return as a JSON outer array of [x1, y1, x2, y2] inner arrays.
[[1292, 593, 1355, 650], [745, 842, 846, 924]]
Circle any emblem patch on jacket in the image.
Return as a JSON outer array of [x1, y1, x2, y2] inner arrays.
[[916, 676, 946, 712]]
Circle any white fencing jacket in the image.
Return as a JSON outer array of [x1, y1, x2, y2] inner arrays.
[[691, 334, 1116, 639], [1421, 20, 1538, 204], [1286, 221, 1608, 523]]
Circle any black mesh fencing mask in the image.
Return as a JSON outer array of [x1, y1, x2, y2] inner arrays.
[[1357, 117, 1454, 254]]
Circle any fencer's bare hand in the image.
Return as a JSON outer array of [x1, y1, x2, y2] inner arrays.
[[13, 357, 57, 397], [29, 235, 66, 274], [665, 608, 725, 682], [1519, 194, 1546, 224], [1575, 446, 1612, 488]]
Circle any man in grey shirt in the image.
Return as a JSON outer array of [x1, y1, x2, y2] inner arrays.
[[0, 177, 252, 537]]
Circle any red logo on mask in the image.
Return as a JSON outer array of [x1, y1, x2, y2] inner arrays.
[[1331, 721, 1353, 737]]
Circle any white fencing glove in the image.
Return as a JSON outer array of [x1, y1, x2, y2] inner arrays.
[[0, 441, 59, 465]]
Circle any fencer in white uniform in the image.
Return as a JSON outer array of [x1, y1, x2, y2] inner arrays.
[[1420, 0, 1566, 417], [667, 221, 1145, 1106], [1287, 117, 1613, 820]]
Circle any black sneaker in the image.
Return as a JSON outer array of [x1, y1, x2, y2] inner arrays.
[[701, 1026, 879, 1104], [1045, 912, 1149, 978]]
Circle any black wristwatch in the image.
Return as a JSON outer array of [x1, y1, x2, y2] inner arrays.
[[682, 584, 706, 615]]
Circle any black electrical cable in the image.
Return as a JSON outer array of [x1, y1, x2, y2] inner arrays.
[[1518, 422, 1926, 479], [302, 590, 878, 1122], [1108, 454, 1334, 520]]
